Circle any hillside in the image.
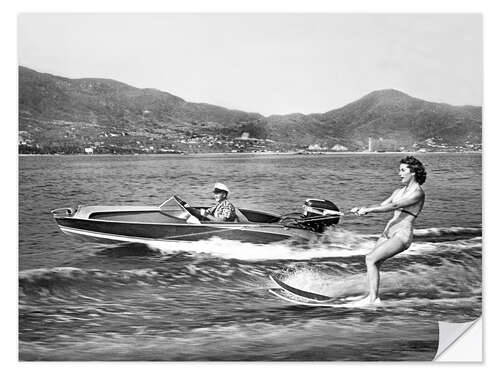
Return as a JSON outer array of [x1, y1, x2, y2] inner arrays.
[[265, 89, 481, 150], [18, 66, 482, 154]]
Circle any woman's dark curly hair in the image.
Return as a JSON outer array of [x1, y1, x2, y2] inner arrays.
[[400, 156, 427, 184]]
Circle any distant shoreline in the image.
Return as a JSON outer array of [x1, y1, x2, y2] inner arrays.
[[18, 151, 482, 157]]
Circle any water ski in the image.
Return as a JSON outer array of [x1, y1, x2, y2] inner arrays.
[[269, 274, 369, 306], [269, 274, 333, 302], [269, 288, 379, 308], [268, 288, 350, 307]]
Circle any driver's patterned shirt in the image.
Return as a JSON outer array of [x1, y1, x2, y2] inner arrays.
[[207, 199, 236, 221]]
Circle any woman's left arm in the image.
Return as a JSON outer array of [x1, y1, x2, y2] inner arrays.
[[359, 190, 424, 215]]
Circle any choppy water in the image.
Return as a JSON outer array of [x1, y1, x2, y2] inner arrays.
[[19, 153, 482, 361]]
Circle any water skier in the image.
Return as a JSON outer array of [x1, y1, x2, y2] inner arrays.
[[349, 156, 426, 306]]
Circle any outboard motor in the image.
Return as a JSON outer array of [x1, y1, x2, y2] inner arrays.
[[280, 199, 341, 233]]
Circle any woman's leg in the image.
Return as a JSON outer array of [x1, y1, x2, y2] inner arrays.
[[365, 237, 407, 301]]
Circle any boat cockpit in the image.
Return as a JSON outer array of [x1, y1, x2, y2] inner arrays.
[[160, 195, 281, 224]]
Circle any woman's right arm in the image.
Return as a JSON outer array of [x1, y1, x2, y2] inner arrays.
[[351, 189, 397, 214], [379, 190, 397, 206], [360, 189, 423, 215]]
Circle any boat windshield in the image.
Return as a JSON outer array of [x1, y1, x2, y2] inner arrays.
[[158, 196, 200, 224]]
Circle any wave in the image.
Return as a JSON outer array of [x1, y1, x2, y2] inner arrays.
[[18, 267, 168, 296], [19, 263, 267, 296], [413, 226, 482, 242]]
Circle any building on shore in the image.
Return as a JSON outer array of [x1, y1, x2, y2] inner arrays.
[[331, 144, 348, 151], [307, 144, 327, 151]]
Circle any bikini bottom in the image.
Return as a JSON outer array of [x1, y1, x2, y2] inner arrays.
[[381, 225, 414, 250]]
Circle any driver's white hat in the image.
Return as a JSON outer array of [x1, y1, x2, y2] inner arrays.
[[213, 182, 229, 193]]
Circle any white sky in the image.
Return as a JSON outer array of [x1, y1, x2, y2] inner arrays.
[[18, 14, 481, 115]]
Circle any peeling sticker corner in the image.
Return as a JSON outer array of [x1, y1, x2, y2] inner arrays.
[[434, 317, 482, 361]]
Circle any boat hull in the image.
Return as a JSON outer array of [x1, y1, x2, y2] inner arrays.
[[54, 217, 312, 245]]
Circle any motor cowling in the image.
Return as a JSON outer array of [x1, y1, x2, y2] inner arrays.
[[280, 199, 340, 233], [303, 199, 339, 217]]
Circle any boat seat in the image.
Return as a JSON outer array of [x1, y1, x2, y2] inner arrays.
[[234, 207, 250, 223]]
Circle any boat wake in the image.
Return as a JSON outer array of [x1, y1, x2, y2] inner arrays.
[[142, 226, 481, 261], [143, 228, 374, 261]]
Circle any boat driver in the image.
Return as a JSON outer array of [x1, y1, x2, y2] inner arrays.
[[199, 183, 237, 222]]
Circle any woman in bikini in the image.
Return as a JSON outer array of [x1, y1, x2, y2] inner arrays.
[[349, 156, 426, 306]]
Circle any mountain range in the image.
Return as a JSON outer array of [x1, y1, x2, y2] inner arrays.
[[18, 66, 482, 153]]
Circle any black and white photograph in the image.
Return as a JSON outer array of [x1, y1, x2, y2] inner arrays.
[[17, 12, 482, 361]]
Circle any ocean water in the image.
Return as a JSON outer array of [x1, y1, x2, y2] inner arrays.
[[18, 153, 482, 361]]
